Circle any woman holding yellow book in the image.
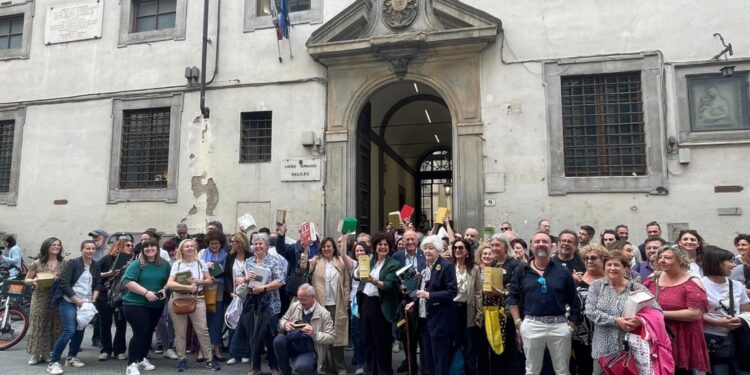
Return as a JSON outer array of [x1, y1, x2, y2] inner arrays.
[[24, 237, 64, 366]]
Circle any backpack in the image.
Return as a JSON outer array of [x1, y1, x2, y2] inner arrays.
[[108, 259, 139, 308]]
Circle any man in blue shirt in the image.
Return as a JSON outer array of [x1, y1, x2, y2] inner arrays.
[[508, 232, 581, 375]]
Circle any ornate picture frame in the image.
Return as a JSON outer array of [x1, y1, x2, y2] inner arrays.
[[687, 74, 749, 132]]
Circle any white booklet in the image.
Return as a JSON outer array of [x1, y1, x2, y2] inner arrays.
[[623, 289, 655, 317], [246, 264, 272, 287]]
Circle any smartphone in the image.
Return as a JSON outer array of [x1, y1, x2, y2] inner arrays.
[[293, 323, 306, 330], [155, 291, 165, 300]]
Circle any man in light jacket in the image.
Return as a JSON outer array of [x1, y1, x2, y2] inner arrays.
[[275, 283, 335, 375]]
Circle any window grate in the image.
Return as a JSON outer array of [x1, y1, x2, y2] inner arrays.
[[0, 120, 15, 193], [133, 0, 176, 32], [561, 72, 647, 177], [0, 15, 24, 50], [240, 111, 272, 163], [119, 108, 171, 189]]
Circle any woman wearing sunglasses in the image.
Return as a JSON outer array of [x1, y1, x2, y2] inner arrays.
[[571, 244, 608, 375]]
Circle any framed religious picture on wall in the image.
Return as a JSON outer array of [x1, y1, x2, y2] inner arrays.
[[687, 74, 749, 132]]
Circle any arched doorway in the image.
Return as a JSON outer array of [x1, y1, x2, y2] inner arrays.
[[355, 80, 452, 233]]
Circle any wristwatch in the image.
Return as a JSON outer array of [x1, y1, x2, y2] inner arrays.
[[514, 318, 523, 326]]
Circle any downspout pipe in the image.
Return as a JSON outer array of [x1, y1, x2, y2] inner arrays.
[[200, 0, 210, 118]]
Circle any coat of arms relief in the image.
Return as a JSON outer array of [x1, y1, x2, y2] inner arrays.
[[383, 0, 418, 29]]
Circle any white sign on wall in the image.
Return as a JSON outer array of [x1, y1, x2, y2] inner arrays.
[[44, 0, 103, 45], [281, 158, 321, 182]]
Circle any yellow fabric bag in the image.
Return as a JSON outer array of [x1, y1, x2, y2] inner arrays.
[[483, 305, 505, 355], [204, 284, 218, 313]]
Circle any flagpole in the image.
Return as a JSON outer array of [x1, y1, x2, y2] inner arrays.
[[277, 39, 283, 63], [288, 29, 293, 60]]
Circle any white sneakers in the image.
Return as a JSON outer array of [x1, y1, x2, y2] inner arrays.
[[164, 348, 178, 360], [65, 358, 85, 368], [46, 362, 64, 375], [138, 358, 155, 371], [126, 362, 141, 375], [226, 358, 238, 365], [117, 353, 129, 360], [98, 352, 110, 361]]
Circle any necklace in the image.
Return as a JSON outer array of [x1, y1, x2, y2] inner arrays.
[[532, 260, 547, 273]]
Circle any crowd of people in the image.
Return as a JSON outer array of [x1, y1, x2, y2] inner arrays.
[[6, 218, 750, 375]]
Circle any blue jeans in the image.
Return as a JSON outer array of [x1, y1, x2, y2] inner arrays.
[[50, 300, 85, 363], [206, 299, 225, 346], [229, 323, 250, 360]]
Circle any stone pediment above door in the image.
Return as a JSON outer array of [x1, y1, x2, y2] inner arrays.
[[306, 0, 501, 65]]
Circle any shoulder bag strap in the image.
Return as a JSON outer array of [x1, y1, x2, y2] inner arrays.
[[653, 272, 660, 301], [729, 278, 736, 317]]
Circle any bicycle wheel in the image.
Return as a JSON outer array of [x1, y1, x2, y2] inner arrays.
[[0, 308, 29, 350]]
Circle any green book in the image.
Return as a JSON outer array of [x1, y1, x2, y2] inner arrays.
[[175, 270, 192, 285], [341, 217, 358, 234], [208, 263, 224, 278]]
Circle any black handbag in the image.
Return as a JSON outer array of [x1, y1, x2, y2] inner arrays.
[[705, 278, 738, 360], [285, 257, 310, 296]]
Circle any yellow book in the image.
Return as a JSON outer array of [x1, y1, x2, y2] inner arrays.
[[36, 272, 55, 288], [435, 207, 451, 224], [388, 211, 401, 227], [482, 267, 504, 292], [358, 255, 371, 279]]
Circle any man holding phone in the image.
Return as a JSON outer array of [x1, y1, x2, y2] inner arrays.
[[274, 284, 334, 375]]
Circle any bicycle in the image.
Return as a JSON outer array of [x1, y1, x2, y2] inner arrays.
[[0, 278, 30, 350]]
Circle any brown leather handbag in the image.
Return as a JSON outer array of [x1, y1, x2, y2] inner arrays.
[[171, 297, 197, 315]]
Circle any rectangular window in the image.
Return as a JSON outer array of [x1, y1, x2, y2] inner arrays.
[[119, 108, 171, 189], [133, 0, 177, 33], [560, 72, 647, 177], [0, 15, 23, 50], [256, 0, 311, 16], [240, 111, 272, 163], [0, 120, 14, 193]]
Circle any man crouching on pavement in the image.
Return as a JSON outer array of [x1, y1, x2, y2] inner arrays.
[[274, 283, 335, 375]]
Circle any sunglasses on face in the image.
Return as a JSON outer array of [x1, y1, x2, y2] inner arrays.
[[500, 227, 511, 231], [584, 256, 599, 262], [453, 245, 466, 250], [537, 277, 548, 294]]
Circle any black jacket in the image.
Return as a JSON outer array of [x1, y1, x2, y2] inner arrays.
[[58, 256, 102, 300]]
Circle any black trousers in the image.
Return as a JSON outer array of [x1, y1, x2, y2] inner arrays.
[[454, 303, 478, 375], [97, 299, 127, 355], [123, 304, 163, 364], [361, 295, 393, 375]]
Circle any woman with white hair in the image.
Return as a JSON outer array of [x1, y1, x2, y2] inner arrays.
[[407, 234, 457, 375], [241, 233, 285, 375]]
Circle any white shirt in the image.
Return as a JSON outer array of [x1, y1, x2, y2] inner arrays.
[[689, 262, 703, 278], [171, 260, 205, 292], [702, 277, 750, 336], [324, 260, 340, 306], [363, 260, 384, 297], [232, 258, 246, 280], [65, 265, 93, 302]]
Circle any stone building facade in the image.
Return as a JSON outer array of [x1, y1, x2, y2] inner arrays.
[[0, 0, 748, 251]]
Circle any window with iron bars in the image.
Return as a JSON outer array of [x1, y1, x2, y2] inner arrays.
[[119, 108, 171, 189], [133, 0, 176, 33], [561, 72, 647, 177], [0, 120, 14, 193], [0, 15, 23, 50], [240, 111, 272, 163]]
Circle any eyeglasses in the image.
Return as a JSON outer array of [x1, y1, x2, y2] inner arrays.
[[125, 244, 133, 248], [537, 277, 548, 294], [500, 227, 511, 231], [584, 256, 599, 262], [453, 245, 466, 250]]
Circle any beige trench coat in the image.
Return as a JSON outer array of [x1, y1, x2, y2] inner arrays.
[[278, 301, 335, 371], [311, 256, 351, 347]]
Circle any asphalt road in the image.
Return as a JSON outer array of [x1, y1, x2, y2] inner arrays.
[[0, 328, 407, 375]]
